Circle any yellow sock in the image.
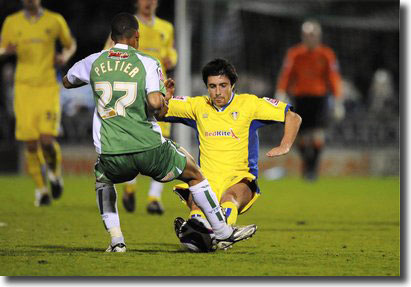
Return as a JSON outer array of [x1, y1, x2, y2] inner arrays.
[[221, 201, 238, 225], [147, 195, 160, 203], [43, 141, 62, 178], [25, 149, 47, 189], [189, 210, 206, 219], [124, 183, 135, 194]]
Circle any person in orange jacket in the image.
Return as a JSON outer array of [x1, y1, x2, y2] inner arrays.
[[276, 20, 344, 180]]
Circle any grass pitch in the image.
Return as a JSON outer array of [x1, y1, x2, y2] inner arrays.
[[0, 175, 400, 276]]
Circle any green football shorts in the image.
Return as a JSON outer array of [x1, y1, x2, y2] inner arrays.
[[94, 140, 187, 184]]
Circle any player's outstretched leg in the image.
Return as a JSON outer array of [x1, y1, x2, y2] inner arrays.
[[96, 181, 126, 252], [178, 155, 257, 247]]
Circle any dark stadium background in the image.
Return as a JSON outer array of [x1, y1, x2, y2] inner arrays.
[[0, 0, 399, 177]]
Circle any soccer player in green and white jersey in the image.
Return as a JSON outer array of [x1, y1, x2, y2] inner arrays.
[[62, 13, 257, 252]]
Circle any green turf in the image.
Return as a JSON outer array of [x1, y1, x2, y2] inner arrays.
[[0, 175, 400, 276]]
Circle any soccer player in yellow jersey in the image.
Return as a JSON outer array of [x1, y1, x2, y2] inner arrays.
[[161, 58, 301, 231], [104, 0, 177, 215], [0, 0, 76, 206]]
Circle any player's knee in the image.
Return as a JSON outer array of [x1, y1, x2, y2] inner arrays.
[[220, 191, 237, 204], [181, 158, 205, 184], [39, 135, 55, 147], [26, 141, 38, 153]]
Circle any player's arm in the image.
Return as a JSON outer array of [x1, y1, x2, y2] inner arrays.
[[163, 26, 178, 71], [147, 92, 168, 120], [56, 38, 77, 67], [55, 14, 77, 67], [326, 49, 342, 99], [62, 75, 86, 89], [0, 42, 17, 57], [62, 52, 101, 89], [153, 78, 175, 121], [0, 17, 17, 57], [266, 110, 301, 157], [326, 49, 345, 121], [253, 96, 301, 157]]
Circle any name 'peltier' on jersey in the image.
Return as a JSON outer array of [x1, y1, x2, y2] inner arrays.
[[94, 54, 139, 78]]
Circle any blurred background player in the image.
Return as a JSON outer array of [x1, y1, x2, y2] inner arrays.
[[104, 0, 177, 215], [275, 20, 344, 181], [0, 0, 76, 206], [162, 58, 301, 230], [63, 13, 256, 252]]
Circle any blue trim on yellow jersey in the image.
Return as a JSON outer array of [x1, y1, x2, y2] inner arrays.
[[212, 92, 235, 112], [285, 104, 293, 116], [248, 120, 277, 177], [248, 121, 263, 177], [164, 116, 196, 129]]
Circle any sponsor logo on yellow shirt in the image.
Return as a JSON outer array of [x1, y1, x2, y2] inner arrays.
[[204, 128, 239, 140]]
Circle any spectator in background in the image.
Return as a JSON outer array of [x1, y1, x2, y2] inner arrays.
[[0, 0, 76, 205], [104, 0, 177, 215], [275, 20, 344, 181]]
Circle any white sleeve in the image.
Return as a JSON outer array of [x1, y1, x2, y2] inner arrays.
[[136, 54, 164, 95], [66, 52, 102, 85]]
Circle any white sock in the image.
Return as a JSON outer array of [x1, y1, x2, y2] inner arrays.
[[189, 179, 232, 239], [148, 180, 163, 199], [126, 178, 137, 185], [108, 226, 124, 246], [102, 213, 120, 230]]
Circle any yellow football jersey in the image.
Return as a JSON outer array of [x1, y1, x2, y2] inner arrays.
[[165, 93, 291, 185], [104, 16, 177, 77], [0, 9, 73, 86], [137, 17, 177, 74]]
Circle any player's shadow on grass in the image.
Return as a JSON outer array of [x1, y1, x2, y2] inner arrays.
[[21, 244, 188, 254], [17, 244, 253, 255]]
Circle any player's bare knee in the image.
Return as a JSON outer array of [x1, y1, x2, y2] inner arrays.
[[40, 135, 55, 147], [221, 190, 237, 204], [181, 158, 205, 185], [26, 141, 38, 153]]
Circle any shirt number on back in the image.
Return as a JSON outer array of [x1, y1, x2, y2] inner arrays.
[[94, 81, 137, 119]]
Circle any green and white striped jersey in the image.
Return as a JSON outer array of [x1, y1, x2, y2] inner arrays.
[[66, 43, 166, 154]]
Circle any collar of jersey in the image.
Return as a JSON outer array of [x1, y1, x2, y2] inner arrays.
[[113, 43, 129, 50], [212, 92, 235, 112], [136, 15, 156, 27], [24, 8, 44, 22]]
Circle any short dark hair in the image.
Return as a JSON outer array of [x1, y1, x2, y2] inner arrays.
[[202, 58, 238, 86], [111, 13, 139, 42]]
